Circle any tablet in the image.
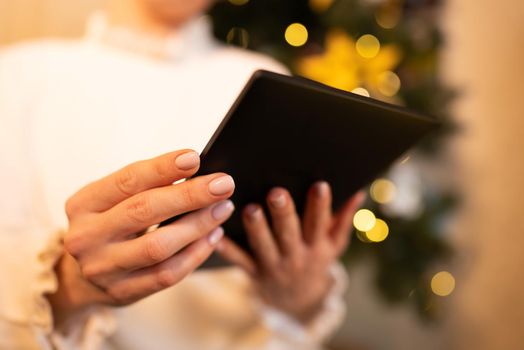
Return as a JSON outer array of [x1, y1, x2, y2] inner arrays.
[[161, 70, 440, 267]]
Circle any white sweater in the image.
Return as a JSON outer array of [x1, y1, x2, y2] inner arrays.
[[0, 14, 347, 350]]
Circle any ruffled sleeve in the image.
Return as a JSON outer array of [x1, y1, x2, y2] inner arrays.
[[253, 262, 349, 349], [0, 226, 117, 350]]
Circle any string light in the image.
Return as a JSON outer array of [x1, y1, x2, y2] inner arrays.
[[285, 23, 309, 47], [356, 34, 381, 59], [431, 271, 456, 296], [353, 209, 376, 232], [227, 27, 249, 48], [365, 219, 389, 242], [351, 87, 370, 97], [370, 178, 396, 204], [228, 0, 249, 5], [309, 0, 334, 13], [377, 71, 401, 96]]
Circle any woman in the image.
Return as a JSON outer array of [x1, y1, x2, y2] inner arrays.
[[0, 0, 363, 349]]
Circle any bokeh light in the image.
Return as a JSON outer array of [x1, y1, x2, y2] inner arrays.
[[285, 23, 308, 47], [353, 209, 376, 232], [365, 219, 389, 242], [351, 87, 370, 97], [228, 0, 249, 5], [375, 6, 402, 29], [309, 0, 334, 13], [377, 71, 401, 96], [431, 271, 456, 297], [356, 34, 381, 59], [370, 178, 397, 204], [227, 27, 249, 48]]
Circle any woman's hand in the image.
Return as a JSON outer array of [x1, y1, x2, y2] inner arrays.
[[217, 182, 364, 323], [48, 150, 236, 325]]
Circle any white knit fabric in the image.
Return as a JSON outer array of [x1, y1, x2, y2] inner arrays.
[[0, 14, 349, 350]]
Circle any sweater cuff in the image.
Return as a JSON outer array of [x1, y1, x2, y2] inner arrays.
[[0, 227, 116, 349], [255, 262, 349, 346], [40, 230, 117, 349]]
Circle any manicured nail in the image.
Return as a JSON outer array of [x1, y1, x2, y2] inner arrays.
[[315, 181, 329, 197], [211, 200, 235, 221], [175, 151, 200, 170], [208, 226, 224, 245], [208, 175, 235, 196], [269, 190, 286, 208]]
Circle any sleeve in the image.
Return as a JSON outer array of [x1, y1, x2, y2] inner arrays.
[[251, 263, 349, 350], [0, 45, 116, 350]]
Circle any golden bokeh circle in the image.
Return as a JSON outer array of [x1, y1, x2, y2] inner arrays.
[[285, 23, 309, 47], [356, 34, 381, 59], [431, 271, 456, 297], [366, 219, 389, 242], [353, 209, 376, 232], [370, 178, 397, 204]]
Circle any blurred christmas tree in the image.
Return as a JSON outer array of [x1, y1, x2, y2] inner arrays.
[[208, 0, 456, 320]]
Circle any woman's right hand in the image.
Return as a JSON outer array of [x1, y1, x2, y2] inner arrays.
[[48, 149, 235, 323]]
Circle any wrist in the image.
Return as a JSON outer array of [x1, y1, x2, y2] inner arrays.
[[293, 273, 335, 325], [46, 252, 103, 326], [261, 271, 335, 325]]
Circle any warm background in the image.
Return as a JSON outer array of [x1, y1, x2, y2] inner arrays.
[[1, 0, 523, 349]]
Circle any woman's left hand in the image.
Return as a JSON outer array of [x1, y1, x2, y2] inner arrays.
[[216, 181, 365, 323]]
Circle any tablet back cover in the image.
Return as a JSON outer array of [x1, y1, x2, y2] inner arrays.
[[171, 70, 439, 267]]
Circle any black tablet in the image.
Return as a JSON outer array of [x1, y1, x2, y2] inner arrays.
[[162, 70, 440, 267]]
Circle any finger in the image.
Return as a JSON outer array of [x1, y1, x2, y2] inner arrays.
[[99, 173, 235, 239], [331, 191, 366, 255], [215, 236, 257, 276], [104, 200, 235, 273], [266, 188, 303, 257], [105, 228, 223, 305], [68, 150, 200, 214], [302, 181, 333, 245], [242, 204, 280, 270]]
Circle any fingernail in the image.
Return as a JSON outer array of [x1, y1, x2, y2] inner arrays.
[[315, 181, 329, 197], [208, 226, 224, 245], [211, 200, 235, 221], [245, 204, 260, 219], [269, 191, 286, 208], [208, 175, 235, 196], [175, 151, 200, 170]]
